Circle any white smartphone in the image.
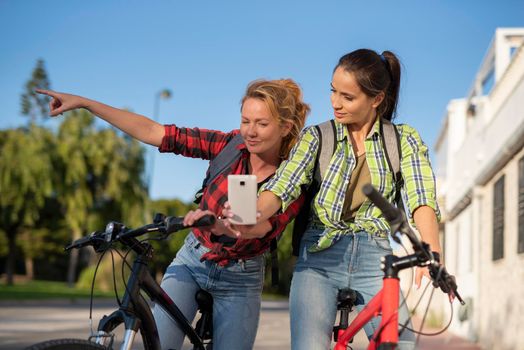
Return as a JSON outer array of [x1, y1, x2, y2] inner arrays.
[[227, 174, 258, 225]]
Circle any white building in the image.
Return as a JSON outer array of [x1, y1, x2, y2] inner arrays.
[[434, 28, 524, 350]]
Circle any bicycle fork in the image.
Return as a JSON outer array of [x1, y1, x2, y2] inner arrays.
[[93, 309, 142, 350]]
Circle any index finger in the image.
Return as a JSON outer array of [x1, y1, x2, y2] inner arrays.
[[35, 89, 56, 97]]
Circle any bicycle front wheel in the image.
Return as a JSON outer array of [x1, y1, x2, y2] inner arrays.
[[24, 338, 108, 350]]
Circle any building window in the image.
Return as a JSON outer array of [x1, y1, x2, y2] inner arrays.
[[518, 156, 524, 254], [493, 176, 505, 261]]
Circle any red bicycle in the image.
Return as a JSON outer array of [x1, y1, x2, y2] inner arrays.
[[332, 184, 465, 350]]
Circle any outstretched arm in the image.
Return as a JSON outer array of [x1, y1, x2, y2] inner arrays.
[[36, 89, 165, 147]]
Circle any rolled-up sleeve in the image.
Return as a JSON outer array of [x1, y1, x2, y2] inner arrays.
[[159, 125, 238, 160], [400, 125, 441, 221]]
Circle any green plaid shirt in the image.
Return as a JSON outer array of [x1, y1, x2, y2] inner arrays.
[[262, 117, 441, 252]]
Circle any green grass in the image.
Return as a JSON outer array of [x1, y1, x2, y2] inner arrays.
[[0, 279, 289, 301], [261, 291, 289, 301], [0, 279, 115, 300]]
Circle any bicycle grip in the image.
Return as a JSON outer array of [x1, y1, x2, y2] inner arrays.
[[165, 215, 216, 234], [65, 231, 102, 250], [193, 215, 216, 227], [362, 184, 402, 223]]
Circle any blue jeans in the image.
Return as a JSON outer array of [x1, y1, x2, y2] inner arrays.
[[290, 228, 415, 350], [153, 232, 265, 350]]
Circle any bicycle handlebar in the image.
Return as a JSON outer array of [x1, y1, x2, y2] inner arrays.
[[362, 184, 464, 304], [65, 214, 216, 251], [362, 184, 403, 223]]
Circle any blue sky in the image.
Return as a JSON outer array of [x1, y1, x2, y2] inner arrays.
[[1, 1, 523, 202]]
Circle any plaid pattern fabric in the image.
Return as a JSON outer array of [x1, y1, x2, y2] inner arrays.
[[159, 125, 304, 265], [262, 117, 440, 252]]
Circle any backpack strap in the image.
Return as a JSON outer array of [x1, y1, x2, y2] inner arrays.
[[316, 119, 337, 183], [270, 238, 279, 287], [380, 118, 404, 206], [194, 133, 244, 204], [205, 133, 244, 187]]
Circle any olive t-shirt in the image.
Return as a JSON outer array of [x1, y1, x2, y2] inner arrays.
[[341, 153, 371, 222]]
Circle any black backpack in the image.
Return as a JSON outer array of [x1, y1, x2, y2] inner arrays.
[[291, 119, 403, 256]]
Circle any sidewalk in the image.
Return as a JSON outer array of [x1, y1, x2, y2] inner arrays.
[[412, 317, 482, 350], [0, 299, 482, 350]]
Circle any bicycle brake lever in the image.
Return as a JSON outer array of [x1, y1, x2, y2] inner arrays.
[[441, 274, 465, 305], [430, 266, 465, 305]]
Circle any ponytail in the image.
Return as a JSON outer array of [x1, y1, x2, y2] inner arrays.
[[379, 51, 401, 121]]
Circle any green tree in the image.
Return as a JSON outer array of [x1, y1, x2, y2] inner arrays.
[[54, 110, 148, 286], [147, 199, 197, 280], [0, 126, 54, 285], [20, 59, 51, 124]]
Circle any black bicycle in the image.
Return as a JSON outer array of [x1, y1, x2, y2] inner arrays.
[[26, 213, 216, 350]]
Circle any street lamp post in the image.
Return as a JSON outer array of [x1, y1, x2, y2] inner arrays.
[[146, 88, 172, 194]]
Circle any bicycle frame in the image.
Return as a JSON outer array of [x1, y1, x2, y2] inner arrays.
[[334, 252, 422, 350], [332, 185, 464, 350], [334, 279, 399, 350], [93, 235, 209, 350]]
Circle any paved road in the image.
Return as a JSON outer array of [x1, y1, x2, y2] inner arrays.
[[0, 300, 479, 349], [0, 299, 364, 350]]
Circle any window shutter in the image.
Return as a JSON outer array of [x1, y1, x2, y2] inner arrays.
[[492, 176, 505, 261], [518, 156, 524, 254]]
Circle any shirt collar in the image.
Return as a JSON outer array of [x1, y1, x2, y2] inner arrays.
[[334, 120, 348, 142], [367, 116, 381, 139], [333, 116, 382, 142]]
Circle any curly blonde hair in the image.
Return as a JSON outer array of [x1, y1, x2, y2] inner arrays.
[[241, 79, 310, 159]]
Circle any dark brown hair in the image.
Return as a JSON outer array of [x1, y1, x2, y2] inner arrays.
[[335, 49, 401, 121]]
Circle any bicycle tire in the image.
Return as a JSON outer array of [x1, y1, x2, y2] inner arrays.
[[24, 338, 108, 350]]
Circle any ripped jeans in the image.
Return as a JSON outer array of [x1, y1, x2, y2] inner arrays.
[[153, 232, 265, 350], [290, 228, 416, 350]]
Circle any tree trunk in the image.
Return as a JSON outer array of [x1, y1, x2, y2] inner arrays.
[[5, 234, 16, 285], [25, 257, 34, 280], [66, 228, 81, 287], [22, 230, 34, 280]]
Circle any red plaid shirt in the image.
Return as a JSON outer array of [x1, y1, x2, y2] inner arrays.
[[159, 125, 304, 265]]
